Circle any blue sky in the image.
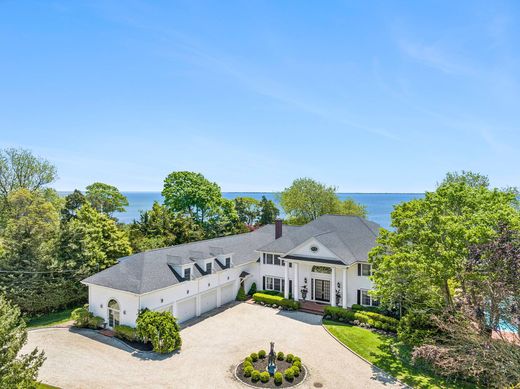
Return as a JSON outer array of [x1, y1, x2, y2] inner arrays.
[[1, 1, 519, 192]]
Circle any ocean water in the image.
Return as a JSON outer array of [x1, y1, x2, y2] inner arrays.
[[113, 192, 424, 229]]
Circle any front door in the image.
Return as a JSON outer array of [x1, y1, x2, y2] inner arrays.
[[314, 279, 330, 302], [107, 299, 120, 328]]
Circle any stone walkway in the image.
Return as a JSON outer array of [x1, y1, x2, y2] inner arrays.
[[24, 303, 404, 389]]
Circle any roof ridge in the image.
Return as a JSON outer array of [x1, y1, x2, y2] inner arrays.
[[357, 217, 378, 237]]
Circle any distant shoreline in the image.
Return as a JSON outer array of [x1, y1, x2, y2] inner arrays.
[[58, 191, 424, 195]]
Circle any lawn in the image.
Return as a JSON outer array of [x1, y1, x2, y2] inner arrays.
[[37, 383, 60, 389], [26, 308, 75, 328], [323, 320, 472, 389]]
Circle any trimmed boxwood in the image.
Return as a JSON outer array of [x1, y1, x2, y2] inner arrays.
[[293, 360, 302, 369], [245, 356, 253, 364], [286, 353, 294, 363], [292, 365, 300, 376], [244, 365, 254, 377], [351, 303, 382, 314], [284, 368, 294, 380], [277, 351, 284, 360], [250, 352, 258, 362], [251, 370, 261, 382], [252, 293, 299, 310], [274, 371, 283, 384], [258, 349, 266, 359], [324, 306, 398, 332], [260, 371, 270, 383]]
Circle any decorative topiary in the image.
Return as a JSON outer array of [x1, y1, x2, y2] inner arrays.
[[250, 352, 258, 362], [260, 371, 270, 383], [292, 365, 300, 376], [277, 351, 284, 360], [243, 360, 253, 369], [258, 349, 266, 359], [293, 356, 301, 363], [251, 370, 261, 382], [236, 286, 247, 301], [274, 371, 283, 384], [245, 356, 253, 364], [293, 360, 302, 369], [286, 353, 294, 363], [284, 368, 294, 381], [247, 282, 257, 296], [243, 365, 254, 377]]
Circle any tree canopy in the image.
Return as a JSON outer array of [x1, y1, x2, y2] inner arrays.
[[136, 309, 182, 353], [258, 195, 279, 225], [162, 171, 221, 223], [279, 178, 366, 225], [85, 182, 128, 215], [234, 197, 260, 226], [0, 148, 57, 200]]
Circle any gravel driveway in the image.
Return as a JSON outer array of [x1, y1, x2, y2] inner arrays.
[[24, 303, 404, 389]]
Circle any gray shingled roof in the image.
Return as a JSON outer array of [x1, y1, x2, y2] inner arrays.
[[82, 224, 300, 294], [258, 215, 380, 265]]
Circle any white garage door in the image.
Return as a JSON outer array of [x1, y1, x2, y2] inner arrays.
[[200, 290, 218, 314], [220, 283, 235, 305], [176, 297, 196, 323]]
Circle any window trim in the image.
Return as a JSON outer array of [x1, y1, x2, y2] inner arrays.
[[264, 276, 284, 292], [360, 263, 372, 276], [360, 289, 379, 307]]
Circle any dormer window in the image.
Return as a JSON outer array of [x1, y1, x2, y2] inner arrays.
[[184, 268, 191, 280], [206, 262, 212, 274], [225, 257, 231, 267]]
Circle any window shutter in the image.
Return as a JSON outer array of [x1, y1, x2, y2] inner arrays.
[[357, 263, 361, 276], [282, 279, 285, 292], [357, 290, 361, 305], [263, 276, 265, 290]]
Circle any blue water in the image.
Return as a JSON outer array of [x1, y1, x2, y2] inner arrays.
[[112, 192, 424, 229]]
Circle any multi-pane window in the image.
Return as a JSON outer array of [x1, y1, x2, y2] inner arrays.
[[184, 268, 191, 280], [225, 257, 231, 267], [274, 255, 281, 265], [361, 290, 379, 307], [206, 262, 212, 273], [263, 253, 285, 266], [265, 276, 283, 292], [361, 264, 372, 276], [266, 254, 273, 264]]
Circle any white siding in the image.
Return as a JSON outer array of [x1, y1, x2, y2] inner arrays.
[[347, 263, 373, 306], [88, 285, 140, 327]]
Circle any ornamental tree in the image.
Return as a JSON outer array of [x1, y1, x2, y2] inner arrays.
[[0, 295, 45, 388], [136, 309, 182, 353]]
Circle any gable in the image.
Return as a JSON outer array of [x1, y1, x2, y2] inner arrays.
[[286, 237, 340, 260]]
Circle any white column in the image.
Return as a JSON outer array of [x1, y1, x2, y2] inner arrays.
[[284, 261, 289, 299], [342, 267, 348, 308], [217, 286, 222, 308], [331, 267, 336, 307], [293, 263, 299, 301]]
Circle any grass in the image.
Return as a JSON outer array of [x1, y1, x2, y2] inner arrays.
[[26, 308, 75, 328], [37, 383, 60, 389], [323, 320, 473, 389]]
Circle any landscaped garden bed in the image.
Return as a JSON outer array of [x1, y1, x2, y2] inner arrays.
[[235, 349, 306, 387], [252, 292, 299, 310]]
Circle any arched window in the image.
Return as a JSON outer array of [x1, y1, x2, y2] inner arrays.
[[107, 299, 120, 328]]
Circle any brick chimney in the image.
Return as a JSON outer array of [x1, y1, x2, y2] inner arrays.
[[275, 219, 283, 239]]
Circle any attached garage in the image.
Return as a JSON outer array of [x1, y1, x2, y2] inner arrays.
[[220, 282, 235, 305], [176, 297, 196, 323], [200, 289, 218, 314]]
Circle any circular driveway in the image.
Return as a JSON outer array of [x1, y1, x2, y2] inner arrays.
[[24, 303, 403, 388]]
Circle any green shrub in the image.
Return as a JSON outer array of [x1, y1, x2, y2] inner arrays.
[[293, 356, 301, 363], [398, 311, 436, 346], [286, 353, 294, 363], [252, 293, 299, 310], [292, 365, 300, 376], [351, 303, 382, 314], [274, 371, 283, 384], [323, 306, 356, 322], [293, 360, 302, 369], [243, 365, 254, 377], [258, 349, 266, 358], [247, 282, 257, 295], [277, 351, 284, 360], [243, 360, 253, 369], [260, 371, 270, 383], [324, 306, 398, 332], [284, 368, 294, 380], [236, 286, 247, 301], [250, 352, 258, 362], [257, 290, 283, 296], [244, 356, 253, 364], [71, 306, 90, 327], [135, 309, 182, 353], [114, 325, 136, 342], [88, 315, 104, 329], [251, 370, 261, 382]]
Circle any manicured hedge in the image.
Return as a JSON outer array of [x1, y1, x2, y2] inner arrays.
[[114, 325, 137, 341], [351, 303, 382, 314], [252, 293, 299, 310], [324, 306, 398, 332], [257, 290, 283, 297]]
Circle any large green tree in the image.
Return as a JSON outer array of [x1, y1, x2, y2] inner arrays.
[[0, 148, 57, 200], [85, 182, 128, 216], [280, 178, 366, 225], [58, 203, 132, 275], [234, 197, 260, 226], [369, 172, 520, 314], [162, 171, 221, 224], [258, 195, 279, 225], [128, 201, 203, 252], [0, 294, 45, 388]]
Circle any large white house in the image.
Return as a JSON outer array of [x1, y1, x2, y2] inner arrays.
[[82, 215, 380, 328]]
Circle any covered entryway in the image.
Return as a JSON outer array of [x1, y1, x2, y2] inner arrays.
[[176, 297, 196, 323], [220, 282, 235, 305], [200, 289, 218, 314], [107, 299, 120, 328]]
